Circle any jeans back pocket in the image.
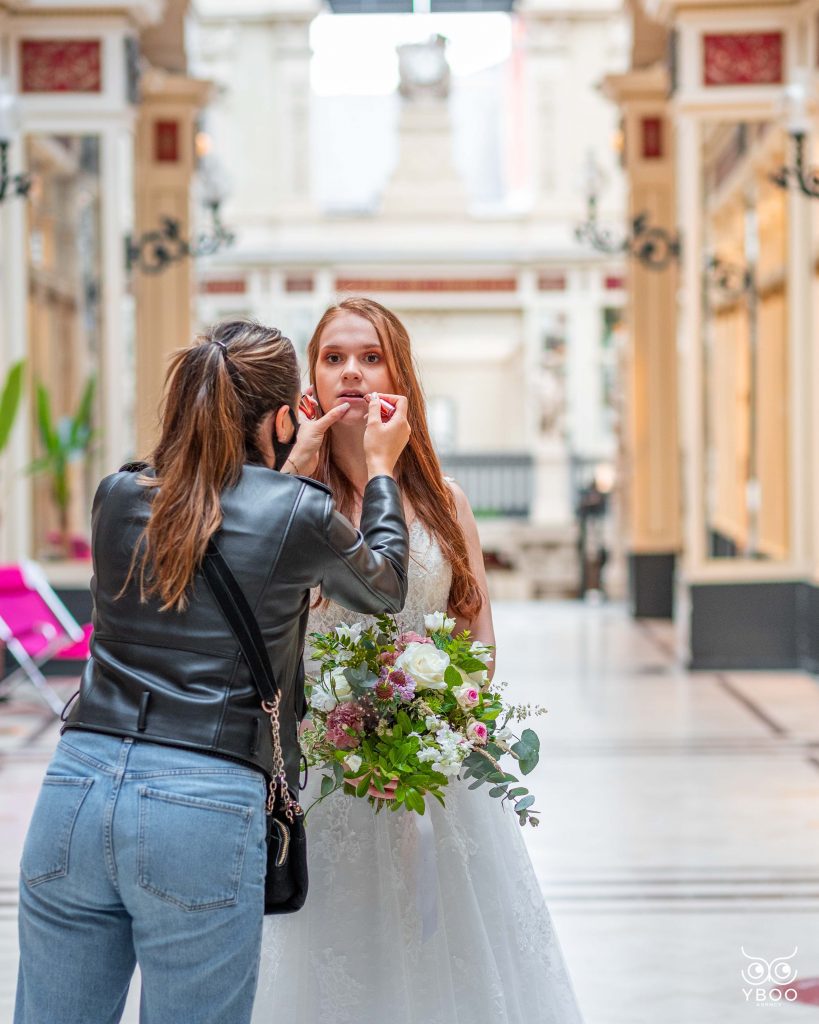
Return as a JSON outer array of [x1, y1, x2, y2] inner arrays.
[[137, 786, 254, 911], [21, 776, 93, 886]]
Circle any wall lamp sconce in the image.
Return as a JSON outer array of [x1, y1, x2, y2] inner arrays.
[[125, 200, 234, 275], [125, 152, 234, 275], [0, 80, 32, 203], [574, 153, 681, 271], [705, 256, 755, 303], [770, 130, 819, 197], [771, 74, 819, 198]]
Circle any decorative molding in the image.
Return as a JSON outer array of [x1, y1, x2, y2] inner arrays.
[[537, 273, 566, 291], [200, 279, 246, 294], [154, 120, 179, 163], [641, 116, 663, 160], [702, 32, 783, 87], [335, 277, 517, 293], [284, 275, 314, 293], [20, 39, 102, 94]]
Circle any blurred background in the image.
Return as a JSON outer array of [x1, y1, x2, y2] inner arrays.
[[3, 0, 818, 672], [3, 1, 819, 1020]]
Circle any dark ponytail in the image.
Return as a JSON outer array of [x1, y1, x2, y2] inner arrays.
[[127, 319, 299, 612]]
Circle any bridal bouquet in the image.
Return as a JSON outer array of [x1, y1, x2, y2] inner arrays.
[[301, 612, 544, 826]]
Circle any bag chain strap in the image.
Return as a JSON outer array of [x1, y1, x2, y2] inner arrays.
[[262, 696, 304, 823]]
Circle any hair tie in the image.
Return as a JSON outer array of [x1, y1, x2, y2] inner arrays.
[[215, 340, 228, 355]]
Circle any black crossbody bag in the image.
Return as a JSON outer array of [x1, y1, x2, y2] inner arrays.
[[202, 540, 308, 915]]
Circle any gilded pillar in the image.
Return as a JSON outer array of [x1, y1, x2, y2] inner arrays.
[[605, 68, 681, 617], [133, 68, 211, 455]]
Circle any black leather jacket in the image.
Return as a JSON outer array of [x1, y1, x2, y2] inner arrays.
[[62, 466, 409, 788]]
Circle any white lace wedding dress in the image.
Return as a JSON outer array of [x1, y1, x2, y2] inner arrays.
[[252, 520, 584, 1024]]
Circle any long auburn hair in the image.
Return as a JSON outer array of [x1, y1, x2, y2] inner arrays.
[[128, 319, 300, 612], [307, 297, 482, 621]]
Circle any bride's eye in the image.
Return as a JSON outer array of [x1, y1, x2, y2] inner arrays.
[[365, 353, 381, 363], [325, 353, 341, 364]]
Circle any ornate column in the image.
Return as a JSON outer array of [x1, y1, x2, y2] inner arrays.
[[133, 68, 211, 455], [605, 67, 681, 617]]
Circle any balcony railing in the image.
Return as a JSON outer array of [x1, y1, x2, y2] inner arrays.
[[438, 452, 534, 518]]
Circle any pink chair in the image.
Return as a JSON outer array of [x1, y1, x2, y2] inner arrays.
[[0, 562, 92, 714]]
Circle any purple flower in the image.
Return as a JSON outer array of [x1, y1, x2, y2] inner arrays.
[[390, 668, 416, 702]]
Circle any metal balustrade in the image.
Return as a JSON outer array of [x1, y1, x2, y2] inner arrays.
[[438, 452, 534, 519]]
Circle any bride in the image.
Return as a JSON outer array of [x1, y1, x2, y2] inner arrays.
[[253, 298, 584, 1024]]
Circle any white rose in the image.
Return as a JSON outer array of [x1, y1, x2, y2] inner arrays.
[[330, 667, 353, 700], [424, 612, 456, 634], [344, 753, 363, 774], [395, 642, 450, 691], [309, 686, 337, 713], [335, 622, 364, 643]]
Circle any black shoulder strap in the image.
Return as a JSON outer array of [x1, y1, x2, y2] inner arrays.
[[202, 540, 279, 704]]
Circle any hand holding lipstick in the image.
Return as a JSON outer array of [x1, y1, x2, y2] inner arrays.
[[363, 392, 410, 480]]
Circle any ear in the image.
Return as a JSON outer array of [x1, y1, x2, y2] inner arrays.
[[274, 403, 292, 442]]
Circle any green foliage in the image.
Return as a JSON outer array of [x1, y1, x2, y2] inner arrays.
[[28, 376, 98, 518], [0, 360, 24, 455], [303, 613, 544, 827]]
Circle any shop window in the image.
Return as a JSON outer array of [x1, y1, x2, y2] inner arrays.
[[25, 134, 103, 560], [700, 120, 789, 562]]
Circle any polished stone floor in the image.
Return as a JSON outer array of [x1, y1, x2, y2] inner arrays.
[[2, 600, 818, 1023]]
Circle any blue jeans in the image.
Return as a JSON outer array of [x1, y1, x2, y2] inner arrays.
[[15, 731, 268, 1024]]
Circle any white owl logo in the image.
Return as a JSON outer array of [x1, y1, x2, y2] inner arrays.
[[740, 947, 798, 986]]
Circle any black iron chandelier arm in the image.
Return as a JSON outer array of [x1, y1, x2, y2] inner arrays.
[[575, 203, 682, 270], [629, 217, 682, 270], [125, 205, 234, 275], [0, 140, 33, 204], [771, 131, 819, 199]]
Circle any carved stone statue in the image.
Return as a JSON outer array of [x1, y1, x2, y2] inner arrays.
[[397, 34, 450, 100]]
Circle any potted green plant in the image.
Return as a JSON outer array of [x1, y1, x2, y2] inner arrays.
[[29, 376, 97, 559], [0, 359, 25, 559], [0, 359, 24, 460]]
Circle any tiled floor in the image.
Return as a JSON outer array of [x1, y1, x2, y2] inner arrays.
[[2, 600, 819, 1023]]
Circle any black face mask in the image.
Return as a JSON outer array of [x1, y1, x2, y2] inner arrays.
[[272, 406, 301, 471]]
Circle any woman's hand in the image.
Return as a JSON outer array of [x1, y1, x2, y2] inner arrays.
[[284, 387, 351, 478], [363, 393, 410, 480]]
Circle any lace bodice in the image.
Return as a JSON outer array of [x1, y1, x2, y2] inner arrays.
[[306, 518, 453, 642]]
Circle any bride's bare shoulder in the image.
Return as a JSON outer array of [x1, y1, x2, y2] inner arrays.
[[443, 477, 474, 520]]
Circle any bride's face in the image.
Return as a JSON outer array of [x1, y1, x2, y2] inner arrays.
[[314, 312, 395, 425]]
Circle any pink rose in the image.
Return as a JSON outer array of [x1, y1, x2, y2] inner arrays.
[[454, 683, 480, 709], [466, 720, 488, 745], [396, 631, 433, 652]]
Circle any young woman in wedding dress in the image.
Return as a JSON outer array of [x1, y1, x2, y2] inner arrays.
[[253, 298, 584, 1024]]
